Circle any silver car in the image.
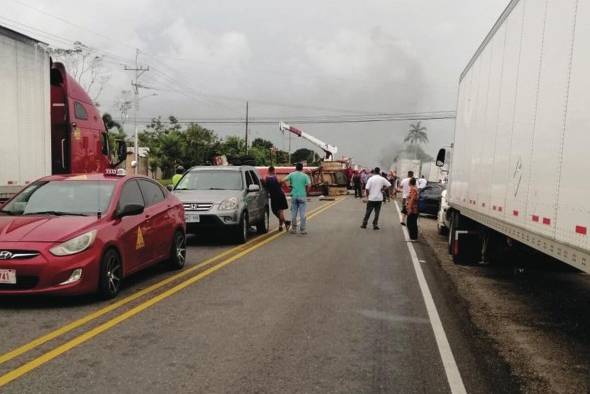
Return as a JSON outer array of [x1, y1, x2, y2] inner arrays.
[[172, 166, 269, 243]]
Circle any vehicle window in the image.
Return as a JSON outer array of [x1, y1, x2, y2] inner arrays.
[[175, 171, 243, 191], [118, 180, 144, 210], [248, 171, 260, 186], [138, 179, 165, 207], [245, 171, 254, 187], [0, 181, 115, 216], [74, 101, 88, 120]]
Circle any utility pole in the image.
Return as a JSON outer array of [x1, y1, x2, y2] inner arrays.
[[288, 132, 291, 164], [124, 49, 149, 174], [244, 101, 249, 155]]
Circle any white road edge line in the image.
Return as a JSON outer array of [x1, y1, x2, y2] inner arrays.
[[394, 201, 467, 394]]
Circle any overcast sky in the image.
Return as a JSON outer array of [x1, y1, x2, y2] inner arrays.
[[4, 0, 509, 167]]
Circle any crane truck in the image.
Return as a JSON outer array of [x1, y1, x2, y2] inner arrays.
[[279, 122, 338, 161], [0, 25, 126, 201], [279, 122, 349, 196], [436, 0, 590, 274]]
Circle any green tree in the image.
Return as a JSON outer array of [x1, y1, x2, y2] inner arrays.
[[251, 138, 274, 150], [181, 123, 219, 167], [404, 121, 429, 160], [404, 121, 429, 144], [221, 136, 247, 157], [290, 148, 320, 165]]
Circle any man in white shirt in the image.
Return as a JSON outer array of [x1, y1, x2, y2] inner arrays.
[[361, 167, 391, 230], [418, 175, 427, 190], [398, 170, 415, 226]]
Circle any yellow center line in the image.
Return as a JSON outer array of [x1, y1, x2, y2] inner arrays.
[[0, 201, 334, 367], [0, 197, 344, 388]]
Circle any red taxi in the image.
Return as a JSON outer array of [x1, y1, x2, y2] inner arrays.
[[0, 170, 185, 299]]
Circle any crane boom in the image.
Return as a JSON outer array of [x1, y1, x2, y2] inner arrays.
[[279, 122, 338, 160]]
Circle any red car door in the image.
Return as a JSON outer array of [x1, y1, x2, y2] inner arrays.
[[116, 180, 151, 274], [138, 179, 172, 263]]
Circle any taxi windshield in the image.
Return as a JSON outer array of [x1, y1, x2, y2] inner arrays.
[[176, 171, 243, 191], [0, 180, 116, 216]]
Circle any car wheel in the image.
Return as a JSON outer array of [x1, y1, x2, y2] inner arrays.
[[98, 249, 123, 300], [257, 208, 269, 234], [168, 230, 186, 270], [235, 212, 248, 244]]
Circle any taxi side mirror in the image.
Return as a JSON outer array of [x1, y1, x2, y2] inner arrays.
[[117, 203, 144, 218]]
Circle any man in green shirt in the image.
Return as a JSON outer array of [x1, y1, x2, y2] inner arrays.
[[283, 162, 311, 234], [171, 166, 185, 188]]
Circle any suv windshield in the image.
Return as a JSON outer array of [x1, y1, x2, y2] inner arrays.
[[0, 181, 116, 216], [176, 171, 243, 191]]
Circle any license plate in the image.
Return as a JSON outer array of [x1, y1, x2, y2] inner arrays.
[[0, 269, 16, 284], [185, 213, 200, 223]]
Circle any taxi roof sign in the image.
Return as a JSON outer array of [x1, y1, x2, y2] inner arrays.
[[105, 168, 126, 177]]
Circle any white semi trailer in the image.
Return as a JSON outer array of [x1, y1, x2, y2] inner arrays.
[[437, 0, 590, 273], [0, 26, 51, 201]]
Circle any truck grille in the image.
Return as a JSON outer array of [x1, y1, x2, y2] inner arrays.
[[183, 202, 214, 212]]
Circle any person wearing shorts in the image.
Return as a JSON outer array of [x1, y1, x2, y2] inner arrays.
[[264, 166, 290, 231]]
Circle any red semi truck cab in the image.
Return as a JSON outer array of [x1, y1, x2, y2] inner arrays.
[[50, 62, 119, 175]]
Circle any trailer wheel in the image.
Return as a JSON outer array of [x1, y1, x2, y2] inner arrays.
[[447, 213, 455, 254], [449, 212, 478, 265]]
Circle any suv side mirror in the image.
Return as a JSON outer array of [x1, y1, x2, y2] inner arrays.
[[117, 203, 144, 218], [166, 184, 174, 191], [248, 184, 260, 192], [436, 148, 446, 167]]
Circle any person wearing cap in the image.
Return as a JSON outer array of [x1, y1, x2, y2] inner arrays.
[[361, 167, 391, 230], [172, 166, 185, 187]]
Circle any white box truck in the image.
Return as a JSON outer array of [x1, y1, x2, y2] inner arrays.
[[0, 26, 126, 201], [437, 0, 590, 273], [0, 26, 51, 200]]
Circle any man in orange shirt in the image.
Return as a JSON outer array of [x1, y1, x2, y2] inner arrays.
[[406, 177, 420, 241]]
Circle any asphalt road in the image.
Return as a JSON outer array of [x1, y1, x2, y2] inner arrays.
[[0, 197, 516, 393]]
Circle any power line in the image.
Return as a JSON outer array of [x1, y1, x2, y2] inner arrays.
[[115, 111, 456, 125]]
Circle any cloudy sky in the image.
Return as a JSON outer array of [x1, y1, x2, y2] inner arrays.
[[3, 0, 509, 166]]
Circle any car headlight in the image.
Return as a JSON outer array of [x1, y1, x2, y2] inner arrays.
[[219, 197, 239, 211], [50, 230, 97, 256]]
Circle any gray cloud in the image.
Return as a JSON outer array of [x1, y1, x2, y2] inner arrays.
[[3, 0, 509, 166]]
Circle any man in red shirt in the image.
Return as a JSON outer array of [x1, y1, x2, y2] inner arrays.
[[406, 177, 419, 241]]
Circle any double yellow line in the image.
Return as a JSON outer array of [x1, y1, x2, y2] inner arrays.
[[0, 197, 343, 387]]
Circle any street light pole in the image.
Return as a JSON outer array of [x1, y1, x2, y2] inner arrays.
[[124, 49, 149, 174], [244, 101, 249, 155]]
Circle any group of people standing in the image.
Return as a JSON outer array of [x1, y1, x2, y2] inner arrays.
[[352, 169, 399, 201], [357, 169, 422, 242], [264, 163, 423, 241]]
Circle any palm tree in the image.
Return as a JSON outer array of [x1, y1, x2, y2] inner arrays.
[[404, 121, 429, 144], [404, 121, 429, 160]]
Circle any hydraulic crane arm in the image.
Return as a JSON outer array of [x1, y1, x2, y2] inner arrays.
[[279, 122, 338, 160]]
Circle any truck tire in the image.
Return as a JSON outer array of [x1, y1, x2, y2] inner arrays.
[[449, 212, 478, 265], [448, 213, 455, 254]]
